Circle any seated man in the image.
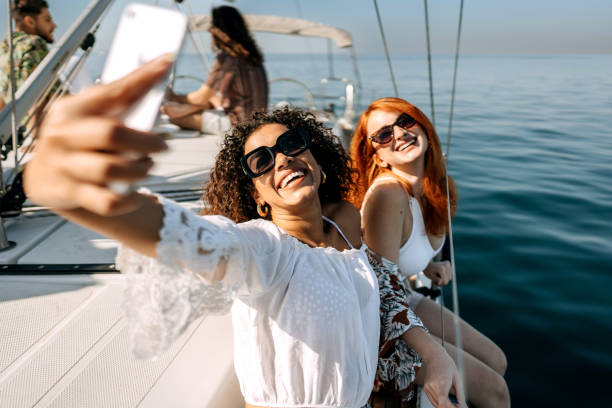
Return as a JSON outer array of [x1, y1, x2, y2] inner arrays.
[[0, 0, 57, 107], [163, 5, 268, 134]]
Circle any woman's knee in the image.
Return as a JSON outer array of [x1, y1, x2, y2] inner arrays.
[[489, 344, 507, 376], [489, 372, 510, 408], [469, 368, 510, 408]]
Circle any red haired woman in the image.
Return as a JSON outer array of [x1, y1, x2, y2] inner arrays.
[[351, 97, 509, 407]]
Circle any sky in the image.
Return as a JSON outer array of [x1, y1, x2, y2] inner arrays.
[[0, 0, 611, 56]]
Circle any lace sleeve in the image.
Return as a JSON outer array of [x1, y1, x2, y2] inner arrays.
[[116, 192, 285, 359]]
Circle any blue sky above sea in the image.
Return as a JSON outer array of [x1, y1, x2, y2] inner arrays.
[[1, 0, 611, 56]]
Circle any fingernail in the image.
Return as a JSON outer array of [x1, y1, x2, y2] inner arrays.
[[162, 52, 177, 63], [151, 53, 175, 70]]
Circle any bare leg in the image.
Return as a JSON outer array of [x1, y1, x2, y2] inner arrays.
[[166, 111, 203, 131], [417, 336, 510, 408], [415, 297, 507, 376], [162, 102, 209, 119]]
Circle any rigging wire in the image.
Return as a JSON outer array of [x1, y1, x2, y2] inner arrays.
[[423, 0, 436, 126], [446, 0, 465, 159], [444, 0, 467, 392], [0, 0, 15, 250], [292, 0, 319, 75], [327, 39, 335, 78], [6, 0, 18, 188], [183, 0, 212, 73], [173, 1, 212, 76], [372, 0, 398, 97], [349, 46, 364, 110], [419, 0, 467, 393]]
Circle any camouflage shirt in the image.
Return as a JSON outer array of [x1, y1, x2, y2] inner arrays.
[[0, 31, 49, 102]]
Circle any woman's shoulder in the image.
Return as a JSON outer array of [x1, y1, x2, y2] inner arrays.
[[323, 200, 362, 249], [239, 217, 281, 232], [364, 177, 411, 209]]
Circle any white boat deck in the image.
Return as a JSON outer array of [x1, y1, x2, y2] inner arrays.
[[0, 128, 243, 407]]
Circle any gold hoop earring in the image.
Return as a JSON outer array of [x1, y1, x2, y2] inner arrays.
[[257, 202, 269, 218], [321, 170, 327, 185]]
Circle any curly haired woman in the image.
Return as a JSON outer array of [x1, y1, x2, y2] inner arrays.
[[351, 97, 510, 407]]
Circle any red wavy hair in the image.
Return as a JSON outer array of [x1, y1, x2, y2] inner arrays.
[[349, 97, 457, 235]]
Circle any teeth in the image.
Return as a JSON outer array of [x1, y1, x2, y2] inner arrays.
[[280, 170, 305, 189], [398, 139, 416, 151]]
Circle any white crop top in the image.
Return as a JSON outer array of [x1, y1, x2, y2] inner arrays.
[[117, 193, 379, 407], [362, 177, 444, 280]]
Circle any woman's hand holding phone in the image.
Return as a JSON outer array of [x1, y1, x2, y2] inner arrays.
[[23, 56, 172, 216]]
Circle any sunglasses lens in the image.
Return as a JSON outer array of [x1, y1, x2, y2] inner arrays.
[[397, 113, 417, 130], [246, 149, 274, 176], [373, 127, 394, 144], [371, 114, 418, 144], [280, 129, 308, 156], [242, 128, 310, 177]]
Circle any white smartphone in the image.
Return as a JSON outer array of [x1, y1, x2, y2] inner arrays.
[[101, 3, 187, 130], [100, 3, 187, 193]]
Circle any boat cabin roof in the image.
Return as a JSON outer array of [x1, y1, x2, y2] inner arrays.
[[189, 14, 354, 48]]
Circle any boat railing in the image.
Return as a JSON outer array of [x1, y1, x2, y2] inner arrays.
[[268, 77, 318, 111], [319, 77, 356, 129]]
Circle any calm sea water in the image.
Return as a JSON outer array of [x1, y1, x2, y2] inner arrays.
[[91, 53, 612, 406]]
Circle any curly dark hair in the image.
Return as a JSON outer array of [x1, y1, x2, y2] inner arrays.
[[202, 106, 356, 223]]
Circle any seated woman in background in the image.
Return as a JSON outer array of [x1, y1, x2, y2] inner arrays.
[[23, 59, 466, 408], [351, 97, 510, 408], [163, 5, 268, 134]]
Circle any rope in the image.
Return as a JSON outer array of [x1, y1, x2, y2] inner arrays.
[[423, 0, 436, 126], [372, 0, 398, 97]]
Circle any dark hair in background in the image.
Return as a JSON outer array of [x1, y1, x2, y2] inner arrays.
[[211, 5, 263, 65], [12, 0, 48, 23], [202, 106, 356, 223]]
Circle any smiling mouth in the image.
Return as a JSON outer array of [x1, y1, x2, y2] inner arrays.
[[279, 169, 306, 189], [397, 137, 417, 151]]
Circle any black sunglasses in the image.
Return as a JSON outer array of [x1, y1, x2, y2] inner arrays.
[[369, 113, 418, 145], [240, 127, 311, 178]]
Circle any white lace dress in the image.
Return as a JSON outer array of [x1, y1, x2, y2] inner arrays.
[[116, 194, 380, 408]]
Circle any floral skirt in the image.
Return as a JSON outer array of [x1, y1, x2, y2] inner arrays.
[[366, 249, 427, 402]]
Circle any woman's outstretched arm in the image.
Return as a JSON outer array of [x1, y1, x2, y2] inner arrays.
[[23, 55, 173, 257]]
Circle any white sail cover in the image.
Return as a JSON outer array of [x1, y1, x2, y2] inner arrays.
[[189, 14, 353, 48]]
